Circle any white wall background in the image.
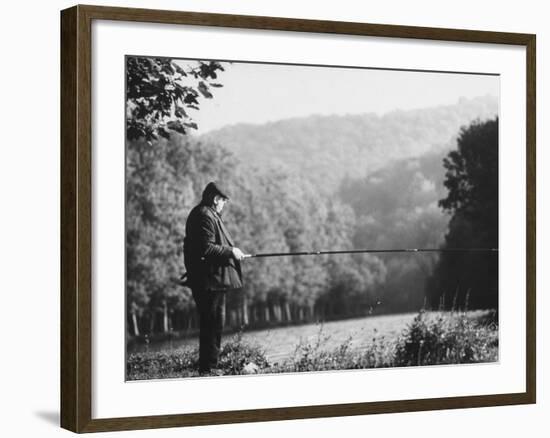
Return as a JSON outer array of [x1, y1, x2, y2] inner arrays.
[[0, 0, 545, 436]]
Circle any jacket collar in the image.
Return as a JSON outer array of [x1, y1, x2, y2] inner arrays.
[[206, 206, 234, 245], [204, 204, 223, 220]]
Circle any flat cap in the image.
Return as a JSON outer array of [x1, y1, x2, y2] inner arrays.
[[202, 181, 230, 201]]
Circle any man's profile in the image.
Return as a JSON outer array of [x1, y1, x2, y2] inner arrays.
[[183, 181, 246, 375]]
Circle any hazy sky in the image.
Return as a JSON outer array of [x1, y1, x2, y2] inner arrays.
[[178, 60, 499, 134]]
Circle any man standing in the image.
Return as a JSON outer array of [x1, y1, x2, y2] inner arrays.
[[183, 182, 246, 375]]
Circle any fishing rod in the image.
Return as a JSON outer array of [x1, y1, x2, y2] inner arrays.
[[241, 247, 498, 259], [184, 247, 497, 285]]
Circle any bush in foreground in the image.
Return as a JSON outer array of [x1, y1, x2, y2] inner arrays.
[[127, 333, 268, 380], [393, 310, 498, 366]]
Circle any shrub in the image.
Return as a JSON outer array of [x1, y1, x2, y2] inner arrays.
[[126, 348, 199, 380], [126, 332, 269, 380], [217, 333, 270, 374], [393, 310, 498, 366]]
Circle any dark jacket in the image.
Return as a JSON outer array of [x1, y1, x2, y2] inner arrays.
[[183, 204, 243, 291]]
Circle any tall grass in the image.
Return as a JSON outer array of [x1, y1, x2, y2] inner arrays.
[[393, 310, 498, 366], [126, 310, 498, 380]]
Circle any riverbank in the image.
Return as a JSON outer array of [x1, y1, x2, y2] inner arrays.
[[127, 309, 498, 380]]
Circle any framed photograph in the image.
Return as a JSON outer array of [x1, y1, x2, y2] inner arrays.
[[60, 4, 536, 433]]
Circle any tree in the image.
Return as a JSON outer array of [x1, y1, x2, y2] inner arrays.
[[126, 133, 241, 335], [126, 57, 225, 142], [427, 118, 499, 309], [126, 131, 395, 333]]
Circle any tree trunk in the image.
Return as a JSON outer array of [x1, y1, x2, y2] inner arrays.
[[253, 305, 259, 324], [274, 303, 281, 322], [236, 306, 242, 327], [229, 310, 237, 328], [284, 302, 291, 322], [264, 305, 270, 323], [163, 301, 169, 333], [131, 311, 140, 336], [149, 312, 155, 334], [242, 295, 249, 326]]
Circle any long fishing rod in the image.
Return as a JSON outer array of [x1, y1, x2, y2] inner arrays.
[[185, 247, 497, 285], [242, 247, 498, 259]]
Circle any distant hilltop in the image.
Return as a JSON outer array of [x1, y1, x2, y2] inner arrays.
[[201, 95, 498, 193]]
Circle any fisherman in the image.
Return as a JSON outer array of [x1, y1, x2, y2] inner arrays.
[[183, 182, 246, 376]]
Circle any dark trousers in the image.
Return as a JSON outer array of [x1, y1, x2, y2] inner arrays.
[[192, 288, 226, 373]]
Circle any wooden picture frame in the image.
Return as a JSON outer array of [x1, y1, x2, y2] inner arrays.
[[60, 4, 536, 433]]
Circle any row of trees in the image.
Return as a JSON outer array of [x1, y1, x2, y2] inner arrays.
[[126, 134, 387, 336]]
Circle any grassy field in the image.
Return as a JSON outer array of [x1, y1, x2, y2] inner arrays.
[[127, 309, 498, 380]]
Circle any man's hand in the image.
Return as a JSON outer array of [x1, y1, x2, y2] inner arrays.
[[232, 247, 246, 260]]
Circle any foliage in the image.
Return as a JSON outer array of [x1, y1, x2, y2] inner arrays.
[[126, 132, 387, 334], [126, 333, 268, 380], [271, 323, 393, 372], [427, 118, 499, 309], [204, 96, 499, 193], [127, 348, 199, 380], [126, 310, 498, 380], [393, 310, 499, 366], [439, 118, 499, 218], [126, 57, 225, 142], [216, 333, 270, 374], [338, 150, 449, 311], [277, 310, 497, 372], [199, 97, 498, 314], [126, 133, 239, 333]]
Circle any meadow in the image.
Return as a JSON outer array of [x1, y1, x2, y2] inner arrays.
[[127, 309, 498, 380]]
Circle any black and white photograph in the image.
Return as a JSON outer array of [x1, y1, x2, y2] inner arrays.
[[2, 0, 546, 435], [125, 56, 499, 380]]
